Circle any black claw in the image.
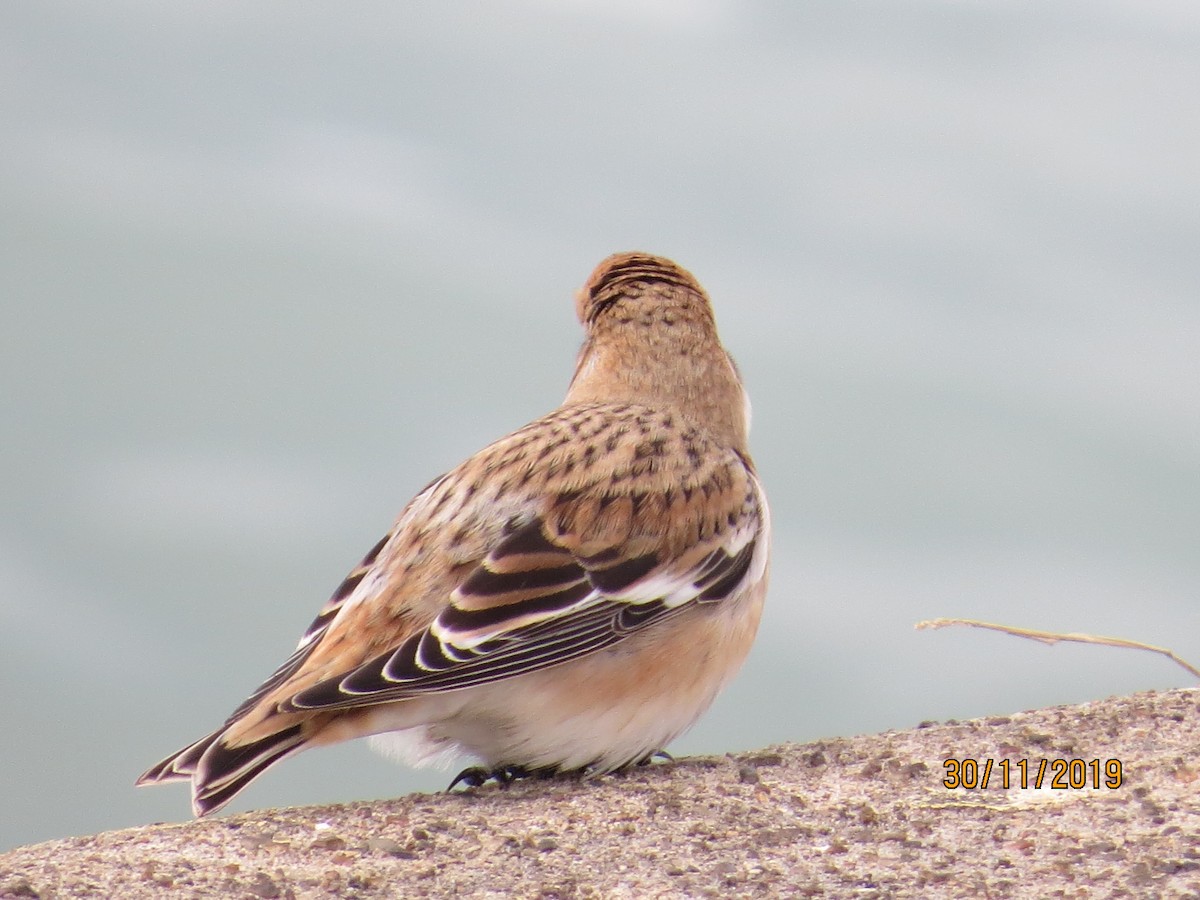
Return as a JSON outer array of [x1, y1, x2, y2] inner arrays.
[[447, 764, 546, 791], [446, 766, 491, 790], [633, 749, 674, 768]]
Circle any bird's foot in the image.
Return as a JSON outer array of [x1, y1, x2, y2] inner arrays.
[[638, 749, 674, 766], [447, 764, 543, 791], [448, 753, 670, 791]]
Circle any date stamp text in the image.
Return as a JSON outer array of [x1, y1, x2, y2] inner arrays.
[[942, 758, 1123, 790]]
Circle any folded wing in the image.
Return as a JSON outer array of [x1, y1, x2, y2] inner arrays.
[[284, 514, 760, 709]]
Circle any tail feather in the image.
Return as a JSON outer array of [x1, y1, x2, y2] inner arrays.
[[136, 638, 325, 814], [136, 724, 309, 817], [192, 725, 308, 816], [136, 731, 222, 785]]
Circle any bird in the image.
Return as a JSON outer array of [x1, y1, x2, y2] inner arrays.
[[137, 251, 771, 817]]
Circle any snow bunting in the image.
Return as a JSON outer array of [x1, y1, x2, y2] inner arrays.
[[137, 252, 770, 817]]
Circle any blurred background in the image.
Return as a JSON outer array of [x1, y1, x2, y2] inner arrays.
[[2, 0, 1197, 852]]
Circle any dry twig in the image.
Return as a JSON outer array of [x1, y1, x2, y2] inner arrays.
[[915, 617, 1200, 681]]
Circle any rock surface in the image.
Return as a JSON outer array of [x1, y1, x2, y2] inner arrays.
[[2, 688, 1198, 898]]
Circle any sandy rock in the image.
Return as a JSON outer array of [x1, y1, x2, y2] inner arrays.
[[2, 688, 1198, 898]]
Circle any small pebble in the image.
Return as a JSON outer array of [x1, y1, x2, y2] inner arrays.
[[366, 837, 412, 858], [738, 765, 760, 784], [245, 871, 280, 899]]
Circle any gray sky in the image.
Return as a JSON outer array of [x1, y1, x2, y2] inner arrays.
[[2, 0, 1198, 851]]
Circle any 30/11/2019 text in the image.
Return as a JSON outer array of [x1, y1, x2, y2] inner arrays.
[[942, 758, 1123, 790]]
